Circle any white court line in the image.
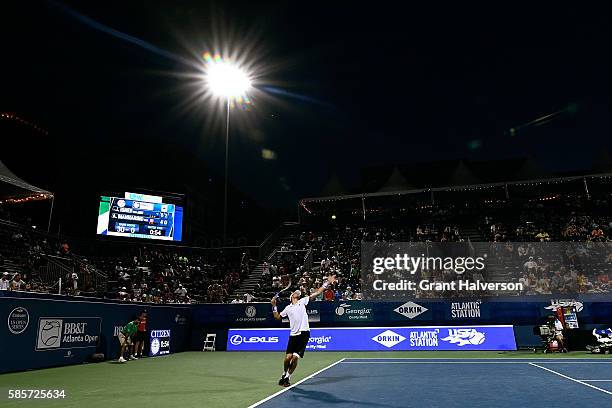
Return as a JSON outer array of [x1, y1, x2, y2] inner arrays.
[[341, 361, 612, 364], [529, 363, 612, 396], [246, 358, 346, 408], [344, 357, 611, 360]]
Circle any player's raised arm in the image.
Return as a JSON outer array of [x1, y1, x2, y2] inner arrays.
[[309, 274, 337, 300], [271, 296, 282, 320]]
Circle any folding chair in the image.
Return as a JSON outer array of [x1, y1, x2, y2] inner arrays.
[[202, 333, 216, 351]]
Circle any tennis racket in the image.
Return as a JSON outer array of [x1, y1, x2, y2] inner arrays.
[[273, 270, 304, 299]]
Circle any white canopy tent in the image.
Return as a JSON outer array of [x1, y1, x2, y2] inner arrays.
[[0, 159, 54, 230]]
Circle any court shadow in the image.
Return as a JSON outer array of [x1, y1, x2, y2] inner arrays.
[[288, 386, 391, 407], [304, 374, 394, 386]]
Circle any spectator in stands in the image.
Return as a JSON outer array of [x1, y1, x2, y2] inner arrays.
[[472, 269, 485, 283], [551, 270, 564, 293], [0, 272, 10, 290], [174, 284, 187, 299], [323, 286, 334, 301], [523, 256, 537, 273], [535, 275, 551, 294], [343, 286, 354, 300], [334, 287, 342, 300], [591, 226, 605, 241], [517, 244, 528, 259], [118, 287, 129, 301], [11, 273, 25, 291], [70, 272, 79, 295], [231, 295, 243, 303], [262, 262, 270, 280]]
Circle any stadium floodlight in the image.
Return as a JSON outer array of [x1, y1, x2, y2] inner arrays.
[[202, 52, 253, 244], [206, 62, 252, 98]]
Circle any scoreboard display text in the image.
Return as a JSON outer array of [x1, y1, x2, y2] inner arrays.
[[149, 329, 171, 356], [96, 193, 183, 241]]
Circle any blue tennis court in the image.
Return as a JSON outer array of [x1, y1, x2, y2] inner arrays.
[[250, 358, 612, 407]]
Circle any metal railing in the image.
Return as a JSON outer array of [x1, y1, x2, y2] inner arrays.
[[37, 255, 71, 290]]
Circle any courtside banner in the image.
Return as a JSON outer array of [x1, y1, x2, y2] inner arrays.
[[226, 325, 516, 351]]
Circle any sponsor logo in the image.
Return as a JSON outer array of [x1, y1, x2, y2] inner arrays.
[[394, 301, 428, 319], [174, 314, 188, 325], [150, 338, 160, 355], [335, 303, 373, 321], [309, 335, 331, 345], [35, 317, 101, 351], [37, 319, 62, 349], [64, 350, 74, 359], [229, 335, 242, 345], [410, 329, 440, 347], [149, 329, 171, 356], [229, 335, 279, 346], [245, 306, 257, 318], [451, 301, 481, 318], [226, 325, 516, 351], [440, 328, 485, 346], [545, 299, 583, 313], [306, 335, 332, 350], [8, 307, 29, 334], [335, 304, 348, 316], [113, 326, 123, 337], [235, 305, 267, 322], [151, 329, 171, 337], [371, 330, 406, 348]]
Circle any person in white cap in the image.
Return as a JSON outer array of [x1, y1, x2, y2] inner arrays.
[[271, 274, 336, 387], [174, 284, 187, 298], [0, 272, 10, 290]]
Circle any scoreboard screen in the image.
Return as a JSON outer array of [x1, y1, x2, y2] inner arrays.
[[96, 192, 183, 241]]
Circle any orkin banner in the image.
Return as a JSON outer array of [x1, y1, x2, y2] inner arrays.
[[226, 325, 516, 351], [392, 301, 430, 320]]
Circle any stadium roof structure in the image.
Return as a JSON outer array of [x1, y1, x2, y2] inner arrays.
[[300, 172, 612, 203], [377, 167, 413, 193], [320, 172, 348, 196], [0, 159, 52, 199]]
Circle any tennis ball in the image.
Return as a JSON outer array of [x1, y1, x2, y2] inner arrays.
[[469, 332, 485, 345], [41, 321, 61, 346]]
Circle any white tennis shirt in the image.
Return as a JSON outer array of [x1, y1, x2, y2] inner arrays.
[[280, 296, 310, 336]]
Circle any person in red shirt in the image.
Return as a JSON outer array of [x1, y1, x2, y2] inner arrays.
[[134, 311, 148, 357], [323, 287, 335, 301]]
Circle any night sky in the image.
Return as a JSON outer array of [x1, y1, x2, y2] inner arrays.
[[3, 1, 612, 210]]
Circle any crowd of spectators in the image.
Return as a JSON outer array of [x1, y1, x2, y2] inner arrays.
[[256, 223, 466, 301], [479, 194, 611, 296], [85, 247, 251, 303], [256, 194, 611, 300], [1, 207, 252, 302], [2, 191, 610, 302]]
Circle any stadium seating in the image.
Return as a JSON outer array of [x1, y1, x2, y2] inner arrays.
[[1, 190, 610, 302]]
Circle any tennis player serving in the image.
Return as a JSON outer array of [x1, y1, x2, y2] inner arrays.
[[271, 274, 337, 387]]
